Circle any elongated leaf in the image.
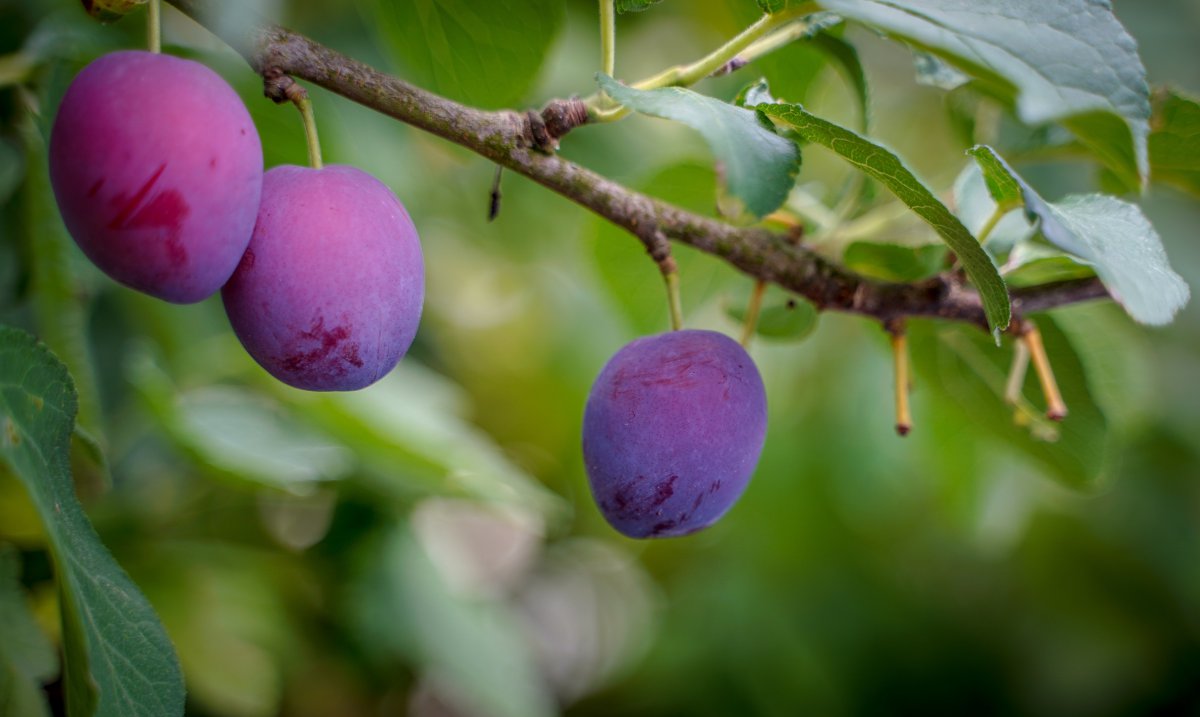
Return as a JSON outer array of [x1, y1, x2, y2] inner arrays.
[[1149, 88, 1200, 198], [819, 0, 1151, 190], [843, 242, 946, 282], [968, 145, 1189, 325], [0, 546, 55, 717], [0, 327, 184, 717], [616, 0, 662, 12], [598, 75, 799, 217], [760, 104, 1010, 335], [360, 0, 563, 109]]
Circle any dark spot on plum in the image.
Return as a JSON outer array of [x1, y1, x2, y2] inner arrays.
[[691, 492, 704, 512], [209, 156, 218, 169], [613, 481, 636, 510], [650, 519, 677, 535], [240, 128, 247, 136], [238, 249, 256, 272], [282, 316, 359, 376], [613, 351, 727, 397], [651, 475, 677, 507], [108, 163, 191, 267], [709, 480, 721, 494], [87, 178, 105, 198]]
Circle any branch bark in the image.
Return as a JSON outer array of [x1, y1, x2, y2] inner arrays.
[[165, 0, 1110, 333]]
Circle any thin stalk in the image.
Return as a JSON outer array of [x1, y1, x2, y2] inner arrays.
[[889, 324, 912, 436], [295, 93, 323, 169], [1021, 323, 1067, 421], [1004, 338, 1030, 407], [599, 0, 616, 77], [740, 279, 767, 347], [148, 0, 162, 54], [586, 3, 818, 120], [664, 271, 683, 331], [976, 203, 1008, 244]]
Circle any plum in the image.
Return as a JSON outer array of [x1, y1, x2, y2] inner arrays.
[[582, 329, 767, 538], [221, 165, 423, 391], [49, 50, 263, 303]]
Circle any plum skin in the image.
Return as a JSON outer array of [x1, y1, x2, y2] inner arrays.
[[582, 330, 767, 538], [221, 164, 424, 391], [49, 50, 263, 303]]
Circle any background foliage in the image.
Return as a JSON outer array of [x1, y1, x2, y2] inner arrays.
[[1, 0, 1199, 715]]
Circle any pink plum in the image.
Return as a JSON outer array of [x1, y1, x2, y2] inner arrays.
[[221, 165, 424, 391], [49, 50, 263, 303]]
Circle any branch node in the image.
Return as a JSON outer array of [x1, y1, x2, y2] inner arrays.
[[262, 66, 296, 104], [710, 56, 748, 77], [541, 97, 589, 141]]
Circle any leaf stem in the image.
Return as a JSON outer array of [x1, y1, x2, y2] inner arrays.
[[600, 0, 616, 78], [586, 3, 818, 120], [1020, 322, 1067, 421], [975, 203, 1007, 244], [740, 279, 767, 347], [147, 0, 162, 54], [887, 320, 911, 436], [1003, 336, 1029, 407]]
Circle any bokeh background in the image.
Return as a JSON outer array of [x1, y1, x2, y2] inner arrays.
[[1, 0, 1198, 715]]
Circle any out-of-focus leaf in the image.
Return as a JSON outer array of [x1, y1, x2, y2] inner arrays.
[[616, 0, 662, 13], [967, 145, 1189, 325], [1148, 88, 1200, 198], [811, 32, 868, 132], [756, 0, 810, 13], [369, 526, 554, 717], [843, 242, 946, 282], [359, 0, 564, 109], [911, 50, 968, 91], [913, 320, 1113, 490], [760, 104, 1010, 336], [598, 74, 800, 217], [819, 0, 1150, 191], [0, 327, 183, 717], [725, 286, 818, 341], [0, 545, 55, 717]]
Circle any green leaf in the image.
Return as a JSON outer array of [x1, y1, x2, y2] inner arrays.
[[968, 145, 1189, 325], [819, 0, 1151, 190], [756, 0, 809, 12], [615, 0, 662, 13], [0, 327, 184, 717], [0, 545, 55, 717], [725, 287, 818, 341], [759, 104, 1010, 336], [598, 75, 800, 218], [843, 242, 946, 282], [1148, 88, 1200, 198], [359, 0, 564, 109], [810, 32, 869, 133]]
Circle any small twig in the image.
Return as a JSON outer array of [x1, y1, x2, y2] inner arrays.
[[147, 0, 162, 53], [886, 319, 911, 436], [599, 0, 615, 78], [740, 280, 767, 347], [1016, 320, 1067, 421], [1004, 336, 1030, 407]]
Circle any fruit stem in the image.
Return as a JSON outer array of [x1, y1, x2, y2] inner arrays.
[[1020, 321, 1067, 421], [292, 89, 323, 169], [886, 320, 912, 436], [147, 0, 162, 54], [1004, 336, 1030, 407], [740, 279, 767, 347], [664, 270, 683, 331], [599, 0, 616, 78], [976, 203, 1006, 245]]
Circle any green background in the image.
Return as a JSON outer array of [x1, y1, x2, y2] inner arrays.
[[1, 0, 1198, 715]]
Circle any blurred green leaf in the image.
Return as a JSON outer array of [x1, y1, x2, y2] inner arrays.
[[968, 145, 1189, 325], [1148, 88, 1200, 198], [725, 288, 818, 341], [811, 32, 869, 133], [615, 0, 662, 13], [818, 0, 1151, 190], [360, 0, 564, 109], [756, 0, 809, 13], [760, 104, 1010, 336], [0, 545, 55, 717], [0, 327, 183, 717], [598, 74, 800, 217], [911, 50, 968, 91], [843, 242, 945, 282]]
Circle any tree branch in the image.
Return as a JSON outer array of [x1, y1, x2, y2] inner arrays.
[[165, 0, 1110, 333]]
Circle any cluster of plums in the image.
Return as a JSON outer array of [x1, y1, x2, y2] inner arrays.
[[50, 51, 423, 391], [51, 51, 768, 539]]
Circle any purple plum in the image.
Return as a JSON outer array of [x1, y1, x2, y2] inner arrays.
[[49, 50, 263, 303], [582, 330, 768, 538], [221, 165, 423, 391]]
